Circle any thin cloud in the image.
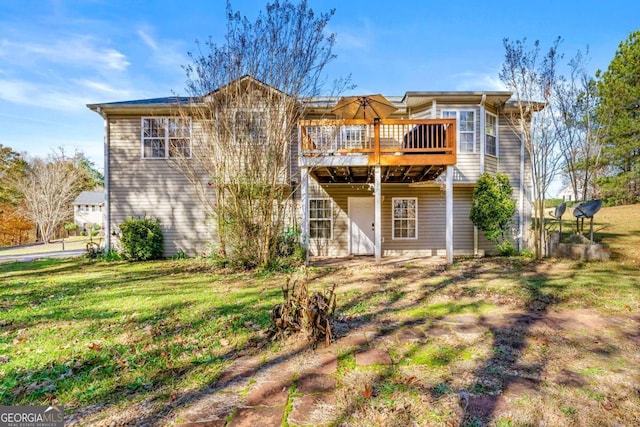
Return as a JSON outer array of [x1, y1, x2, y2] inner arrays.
[[0, 36, 130, 72], [453, 72, 508, 91], [0, 79, 91, 111], [137, 27, 158, 51], [336, 31, 368, 50], [76, 79, 131, 97], [331, 18, 375, 52]]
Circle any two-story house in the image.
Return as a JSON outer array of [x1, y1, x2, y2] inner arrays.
[[72, 190, 105, 233], [88, 78, 532, 263]]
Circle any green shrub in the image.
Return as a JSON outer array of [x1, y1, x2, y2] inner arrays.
[[100, 250, 124, 262], [171, 250, 188, 260], [207, 229, 305, 272], [64, 222, 78, 236], [118, 216, 164, 261], [518, 249, 535, 258], [470, 173, 516, 254], [496, 240, 516, 256]]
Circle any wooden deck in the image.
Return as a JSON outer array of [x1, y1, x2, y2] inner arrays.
[[299, 118, 456, 183]]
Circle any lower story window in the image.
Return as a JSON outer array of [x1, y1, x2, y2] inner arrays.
[[309, 198, 332, 239], [393, 198, 417, 239]]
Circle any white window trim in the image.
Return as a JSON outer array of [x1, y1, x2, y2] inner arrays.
[[309, 198, 333, 240], [141, 117, 192, 159], [442, 109, 476, 153], [233, 109, 270, 145], [485, 111, 498, 157], [392, 197, 418, 240]]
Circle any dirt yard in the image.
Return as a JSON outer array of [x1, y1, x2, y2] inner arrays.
[[116, 257, 638, 427]]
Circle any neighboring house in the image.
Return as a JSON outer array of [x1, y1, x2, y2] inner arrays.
[[557, 182, 591, 202], [87, 77, 534, 263], [558, 184, 576, 202], [73, 190, 105, 232]]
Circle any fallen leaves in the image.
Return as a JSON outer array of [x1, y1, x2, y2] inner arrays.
[[88, 341, 103, 351], [360, 384, 373, 399], [602, 398, 614, 410]]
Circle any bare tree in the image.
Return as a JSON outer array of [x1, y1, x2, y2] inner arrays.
[[552, 50, 602, 202], [173, 0, 346, 267], [500, 38, 564, 258], [17, 153, 86, 243]]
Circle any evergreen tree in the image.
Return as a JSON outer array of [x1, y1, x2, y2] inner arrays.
[[596, 30, 640, 204], [0, 144, 27, 204]]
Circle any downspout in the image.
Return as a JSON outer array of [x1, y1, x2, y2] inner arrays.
[[479, 94, 486, 173], [518, 130, 525, 251], [97, 107, 111, 252], [475, 94, 487, 256]]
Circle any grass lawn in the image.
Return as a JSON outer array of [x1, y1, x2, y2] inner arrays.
[[0, 259, 284, 412], [0, 205, 639, 426]]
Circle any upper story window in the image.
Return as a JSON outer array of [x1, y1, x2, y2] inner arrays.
[[442, 110, 476, 153], [142, 117, 191, 158], [485, 112, 497, 156], [234, 110, 267, 145]]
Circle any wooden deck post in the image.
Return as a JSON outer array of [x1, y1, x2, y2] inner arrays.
[[446, 166, 453, 264], [374, 165, 382, 263], [374, 118, 381, 165], [300, 167, 310, 265]]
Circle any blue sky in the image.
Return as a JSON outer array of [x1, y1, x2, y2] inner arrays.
[[0, 0, 638, 171]]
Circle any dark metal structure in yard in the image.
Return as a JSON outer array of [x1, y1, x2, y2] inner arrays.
[[550, 202, 567, 236], [573, 199, 603, 243]]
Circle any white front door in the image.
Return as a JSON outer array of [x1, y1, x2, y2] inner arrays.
[[349, 197, 375, 255]]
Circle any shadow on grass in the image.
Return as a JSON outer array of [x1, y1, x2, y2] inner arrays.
[[0, 258, 81, 278], [2, 256, 634, 426]]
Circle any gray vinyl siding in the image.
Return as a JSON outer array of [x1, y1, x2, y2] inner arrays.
[[435, 104, 482, 183], [306, 181, 352, 257], [382, 185, 445, 255], [497, 114, 529, 249], [107, 116, 212, 256], [454, 153, 481, 182], [306, 181, 488, 257], [485, 155, 498, 175], [453, 186, 493, 254], [290, 128, 300, 185]]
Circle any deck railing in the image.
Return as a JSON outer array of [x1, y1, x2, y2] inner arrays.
[[299, 119, 456, 164]]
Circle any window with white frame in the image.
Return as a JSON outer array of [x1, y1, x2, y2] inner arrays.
[[485, 112, 497, 156], [392, 198, 417, 239], [442, 110, 476, 153], [234, 110, 267, 145], [309, 199, 333, 239], [142, 117, 191, 158]]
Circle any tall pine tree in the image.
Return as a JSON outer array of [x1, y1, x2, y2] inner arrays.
[[596, 30, 640, 204]]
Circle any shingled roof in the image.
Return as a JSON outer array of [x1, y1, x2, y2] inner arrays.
[[73, 191, 105, 205]]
